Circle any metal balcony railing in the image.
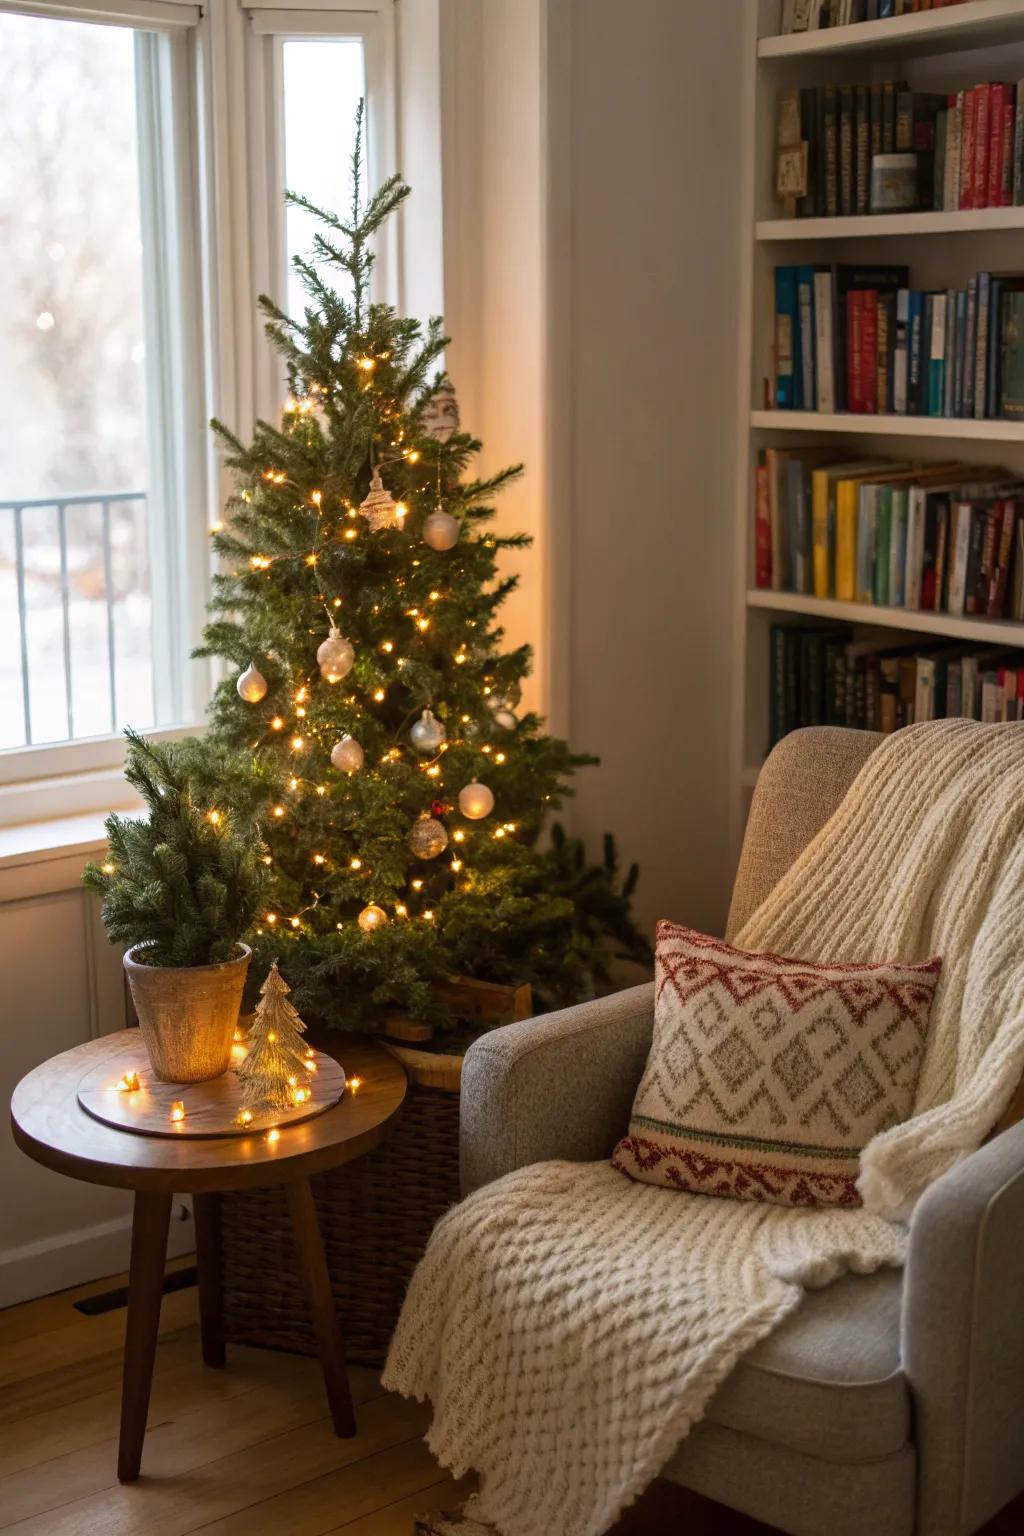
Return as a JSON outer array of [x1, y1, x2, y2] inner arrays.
[[2, 490, 148, 747]]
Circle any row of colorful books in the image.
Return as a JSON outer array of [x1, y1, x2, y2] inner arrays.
[[769, 623, 1024, 747], [781, 0, 969, 30], [773, 263, 1024, 418], [755, 451, 1024, 619], [779, 78, 1024, 219]]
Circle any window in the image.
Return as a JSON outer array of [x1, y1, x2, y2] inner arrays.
[[0, 0, 399, 820], [0, 8, 203, 765]]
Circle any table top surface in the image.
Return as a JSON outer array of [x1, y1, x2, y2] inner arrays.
[[10, 1031, 407, 1194]]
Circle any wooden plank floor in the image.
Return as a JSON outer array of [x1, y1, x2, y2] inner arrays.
[[2, 1263, 1023, 1536]]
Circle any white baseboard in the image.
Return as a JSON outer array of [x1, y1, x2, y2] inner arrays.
[[0, 1201, 195, 1309]]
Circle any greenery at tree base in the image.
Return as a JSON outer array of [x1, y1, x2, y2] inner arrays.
[[83, 729, 267, 968], [186, 105, 650, 1033]]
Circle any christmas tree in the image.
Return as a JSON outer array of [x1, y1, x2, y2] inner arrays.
[[237, 961, 311, 1111], [188, 105, 648, 1032]]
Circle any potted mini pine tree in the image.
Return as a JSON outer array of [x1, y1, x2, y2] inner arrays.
[[83, 730, 268, 1083]]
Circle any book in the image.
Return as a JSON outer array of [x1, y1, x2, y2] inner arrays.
[[813, 268, 836, 412], [797, 265, 816, 409], [928, 292, 947, 415], [754, 453, 771, 588], [774, 267, 799, 410], [811, 460, 881, 597], [1001, 290, 1024, 417]]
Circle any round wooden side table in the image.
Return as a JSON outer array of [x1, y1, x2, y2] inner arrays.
[[10, 1030, 406, 1483]]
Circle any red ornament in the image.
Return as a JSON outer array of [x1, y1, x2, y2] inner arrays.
[[430, 799, 447, 818]]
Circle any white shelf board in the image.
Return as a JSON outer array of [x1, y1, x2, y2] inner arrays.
[[747, 588, 1024, 645], [756, 207, 1024, 241], [750, 410, 1024, 440], [759, 0, 1024, 60]]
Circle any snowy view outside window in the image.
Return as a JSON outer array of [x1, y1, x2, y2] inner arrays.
[[0, 12, 154, 751], [0, 22, 366, 757]]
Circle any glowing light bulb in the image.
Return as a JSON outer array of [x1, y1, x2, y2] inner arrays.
[[270, 717, 284, 730], [237, 1109, 253, 1126], [170, 1101, 185, 1123], [102, 861, 116, 874], [350, 857, 362, 870], [266, 1127, 280, 1144], [266, 913, 277, 924], [373, 688, 385, 702], [349, 1076, 363, 1092], [273, 805, 285, 818], [208, 810, 222, 825], [290, 736, 304, 751], [290, 916, 300, 928], [313, 853, 325, 865]]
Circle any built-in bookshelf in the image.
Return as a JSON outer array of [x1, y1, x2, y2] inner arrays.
[[731, 0, 1024, 845]]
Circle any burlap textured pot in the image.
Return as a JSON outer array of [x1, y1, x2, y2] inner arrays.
[[124, 944, 251, 1083]]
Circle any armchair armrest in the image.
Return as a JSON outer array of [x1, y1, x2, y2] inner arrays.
[[459, 982, 654, 1196], [902, 1117, 1024, 1536]]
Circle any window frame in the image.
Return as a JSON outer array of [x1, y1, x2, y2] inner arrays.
[[0, 0, 400, 824]]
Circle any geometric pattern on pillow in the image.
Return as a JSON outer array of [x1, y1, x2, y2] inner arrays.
[[612, 920, 941, 1208]]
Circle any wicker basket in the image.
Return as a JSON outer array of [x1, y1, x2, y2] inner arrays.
[[218, 978, 531, 1367]]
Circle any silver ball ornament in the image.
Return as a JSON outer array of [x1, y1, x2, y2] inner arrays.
[[410, 708, 447, 755], [330, 735, 364, 773], [357, 904, 388, 933], [317, 626, 355, 683], [458, 782, 494, 820], [237, 662, 268, 703], [409, 814, 449, 860], [493, 707, 518, 731], [422, 509, 460, 552]]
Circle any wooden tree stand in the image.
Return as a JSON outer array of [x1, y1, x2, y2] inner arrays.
[[218, 977, 531, 1366]]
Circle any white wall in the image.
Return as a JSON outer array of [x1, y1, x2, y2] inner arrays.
[[441, 0, 746, 937]]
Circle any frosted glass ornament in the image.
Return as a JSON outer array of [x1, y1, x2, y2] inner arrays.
[[410, 708, 446, 755], [409, 814, 449, 860], [330, 735, 364, 773], [493, 707, 518, 731], [458, 782, 494, 820], [423, 509, 460, 552], [317, 627, 354, 683], [360, 469, 397, 532], [237, 662, 268, 703], [358, 904, 388, 933], [422, 386, 460, 444]]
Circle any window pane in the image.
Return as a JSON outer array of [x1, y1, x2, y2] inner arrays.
[[282, 39, 366, 321], [0, 12, 155, 750]]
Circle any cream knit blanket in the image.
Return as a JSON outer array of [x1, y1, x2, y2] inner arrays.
[[383, 720, 1024, 1536]]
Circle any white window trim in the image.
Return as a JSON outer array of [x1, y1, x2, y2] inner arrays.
[[0, 0, 401, 834]]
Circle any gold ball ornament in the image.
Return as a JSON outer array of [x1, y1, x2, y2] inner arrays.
[[422, 508, 460, 552], [360, 469, 398, 532], [237, 662, 268, 703], [358, 904, 388, 933], [317, 626, 355, 683], [410, 707, 447, 755], [330, 734, 364, 773], [458, 782, 495, 820], [410, 814, 449, 860]]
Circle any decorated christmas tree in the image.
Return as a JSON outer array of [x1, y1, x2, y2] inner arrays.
[[188, 105, 648, 1032], [237, 961, 312, 1111]]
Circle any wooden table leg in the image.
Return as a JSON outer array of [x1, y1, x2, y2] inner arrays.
[[193, 1192, 226, 1369], [118, 1190, 172, 1482], [285, 1177, 356, 1437]]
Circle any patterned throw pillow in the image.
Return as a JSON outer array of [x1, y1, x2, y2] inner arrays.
[[612, 921, 941, 1207]]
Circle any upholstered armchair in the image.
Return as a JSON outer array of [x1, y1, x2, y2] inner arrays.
[[459, 727, 1024, 1536]]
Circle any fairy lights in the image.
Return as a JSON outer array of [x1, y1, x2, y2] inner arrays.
[[170, 1100, 186, 1123], [117, 1071, 140, 1092]]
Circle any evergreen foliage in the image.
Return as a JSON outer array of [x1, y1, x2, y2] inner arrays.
[[188, 105, 650, 1031], [83, 729, 268, 968]]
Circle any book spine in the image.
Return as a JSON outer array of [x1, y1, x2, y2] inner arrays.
[[840, 86, 855, 216], [775, 268, 798, 410], [975, 271, 990, 420], [798, 89, 819, 219], [905, 486, 924, 609], [861, 290, 878, 414], [836, 480, 858, 601], [964, 507, 986, 614], [890, 488, 908, 606], [1015, 83, 1024, 205], [960, 87, 976, 210], [943, 287, 957, 418], [896, 87, 913, 153], [1001, 290, 1024, 418], [855, 85, 870, 215], [882, 80, 897, 155], [986, 277, 1003, 419], [944, 93, 961, 211], [1002, 98, 1015, 205], [824, 87, 839, 217], [954, 288, 967, 416], [770, 627, 787, 748], [848, 290, 864, 412], [893, 288, 909, 413], [856, 486, 876, 605], [987, 83, 1007, 208], [874, 487, 892, 606], [964, 275, 978, 417], [947, 502, 970, 615], [988, 500, 1012, 616], [755, 455, 772, 589], [929, 292, 947, 416], [812, 470, 830, 597], [798, 267, 816, 411], [877, 292, 892, 415], [814, 270, 835, 412], [972, 83, 991, 209], [908, 291, 924, 415]]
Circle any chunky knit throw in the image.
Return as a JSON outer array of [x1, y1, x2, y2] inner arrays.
[[384, 721, 1024, 1536]]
